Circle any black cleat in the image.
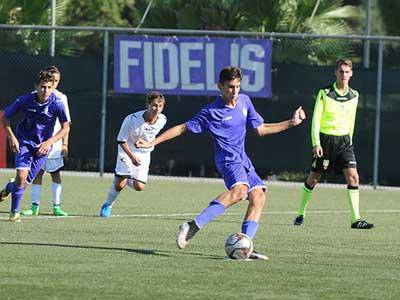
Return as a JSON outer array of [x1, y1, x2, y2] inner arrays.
[[351, 220, 374, 229], [293, 215, 304, 226]]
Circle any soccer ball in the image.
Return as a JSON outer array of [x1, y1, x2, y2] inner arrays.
[[225, 233, 253, 260]]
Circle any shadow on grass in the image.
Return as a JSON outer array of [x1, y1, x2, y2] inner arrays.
[[0, 241, 170, 256], [0, 241, 223, 260]]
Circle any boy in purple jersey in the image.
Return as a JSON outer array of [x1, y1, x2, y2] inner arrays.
[[0, 69, 70, 222], [136, 66, 306, 260], [22, 66, 72, 217]]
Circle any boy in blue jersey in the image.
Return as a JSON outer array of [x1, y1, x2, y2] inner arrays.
[[136, 66, 306, 260], [22, 66, 72, 217], [0, 69, 70, 222]]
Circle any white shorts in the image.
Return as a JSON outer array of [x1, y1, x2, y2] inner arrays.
[[41, 157, 64, 173], [114, 151, 150, 183]]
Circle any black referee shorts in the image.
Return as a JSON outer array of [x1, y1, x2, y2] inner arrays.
[[311, 133, 357, 174]]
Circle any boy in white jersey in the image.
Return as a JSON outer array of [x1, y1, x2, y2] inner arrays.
[[99, 91, 166, 217], [22, 66, 71, 217]]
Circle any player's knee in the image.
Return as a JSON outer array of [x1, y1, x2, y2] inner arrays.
[[114, 181, 126, 192], [231, 185, 248, 202], [51, 172, 62, 184], [127, 179, 145, 191], [134, 183, 145, 191], [307, 173, 321, 187], [348, 173, 359, 185], [15, 177, 28, 188], [251, 191, 266, 208], [32, 171, 44, 184]]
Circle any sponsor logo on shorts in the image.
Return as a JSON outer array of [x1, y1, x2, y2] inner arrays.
[[323, 159, 330, 170]]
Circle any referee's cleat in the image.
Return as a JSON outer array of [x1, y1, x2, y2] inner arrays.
[[249, 250, 269, 260], [176, 220, 199, 249], [0, 178, 15, 203], [9, 212, 21, 223], [293, 215, 304, 226], [351, 220, 374, 229]]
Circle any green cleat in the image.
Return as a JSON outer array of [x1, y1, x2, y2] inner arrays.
[[53, 205, 68, 216], [21, 204, 40, 216]]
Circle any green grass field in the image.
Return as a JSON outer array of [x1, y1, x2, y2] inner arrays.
[[0, 172, 399, 300]]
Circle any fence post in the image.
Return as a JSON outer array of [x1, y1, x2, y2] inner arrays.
[[99, 30, 109, 177], [363, 0, 371, 68], [373, 40, 383, 188], [50, 0, 56, 57]]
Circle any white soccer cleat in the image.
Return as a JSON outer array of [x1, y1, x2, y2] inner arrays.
[[248, 250, 269, 260], [176, 222, 190, 249], [176, 221, 199, 249]]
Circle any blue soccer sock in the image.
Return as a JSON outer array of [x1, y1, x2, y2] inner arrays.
[[194, 200, 226, 228], [241, 220, 260, 240], [11, 186, 25, 213], [6, 181, 14, 193]]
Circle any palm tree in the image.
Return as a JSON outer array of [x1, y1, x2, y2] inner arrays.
[[0, 0, 74, 55], [242, 0, 364, 64]]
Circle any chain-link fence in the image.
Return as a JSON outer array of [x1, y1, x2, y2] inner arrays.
[[1, 25, 399, 187]]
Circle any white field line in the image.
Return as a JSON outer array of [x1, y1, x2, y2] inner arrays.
[[1, 168, 400, 191], [1, 209, 399, 221]]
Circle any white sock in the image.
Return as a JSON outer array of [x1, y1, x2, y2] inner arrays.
[[30, 184, 41, 205], [52, 182, 62, 206], [105, 184, 120, 207]]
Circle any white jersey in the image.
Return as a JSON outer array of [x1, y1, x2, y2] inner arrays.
[[117, 110, 166, 155], [115, 110, 166, 181], [48, 90, 71, 159]]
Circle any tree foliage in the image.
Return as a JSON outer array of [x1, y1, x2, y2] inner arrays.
[[0, 0, 395, 64]]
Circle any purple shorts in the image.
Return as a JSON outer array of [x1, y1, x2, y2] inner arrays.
[[217, 159, 265, 192], [15, 144, 48, 183]]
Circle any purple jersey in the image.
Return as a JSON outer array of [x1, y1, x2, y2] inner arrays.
[[4, 92, 68, 149], [185, 94, 263, 166]]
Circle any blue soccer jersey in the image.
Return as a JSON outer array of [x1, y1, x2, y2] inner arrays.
[[185, 94, 263, 167], [4, 92, 68, 149]]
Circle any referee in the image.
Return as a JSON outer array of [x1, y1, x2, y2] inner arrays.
[[294, 58, 374, 229]]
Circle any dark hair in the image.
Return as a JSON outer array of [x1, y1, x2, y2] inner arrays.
[[219, 66, 242, 84], [146, 91, 165, 105], [35, 69, 55, 85], [45, 65, 61, 75], [335, 59, 353, 70]]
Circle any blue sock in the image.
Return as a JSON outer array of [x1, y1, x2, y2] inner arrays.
[[11, 186, 25, 213], [194, 200, 226, 228], [241, 220, 260, 240], [6, 181, 14, 193]]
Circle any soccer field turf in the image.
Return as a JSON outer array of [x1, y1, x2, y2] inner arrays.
[[0, 172, 399, 300]]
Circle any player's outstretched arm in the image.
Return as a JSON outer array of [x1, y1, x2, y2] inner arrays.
[[135, 123, 188, 148], [255, 106, 306, 136]]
